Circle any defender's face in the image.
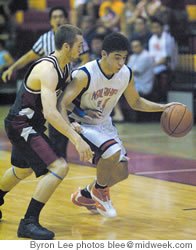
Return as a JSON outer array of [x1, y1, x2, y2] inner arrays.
[[50, 10, 67, 32], [69, 35, 83, 60], [104, 51, 128, 74]]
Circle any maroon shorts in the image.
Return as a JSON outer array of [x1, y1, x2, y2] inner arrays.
[[8, 131, 59, 178]]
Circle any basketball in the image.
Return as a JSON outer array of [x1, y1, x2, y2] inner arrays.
[[160, 104, 193, 137]]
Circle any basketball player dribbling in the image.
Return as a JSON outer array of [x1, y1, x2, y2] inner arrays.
[[0, 24, 93, 240], [60, 32, 179, 218]]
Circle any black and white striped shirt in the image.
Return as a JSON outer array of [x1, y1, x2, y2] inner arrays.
[[32, 29, 89, 57]]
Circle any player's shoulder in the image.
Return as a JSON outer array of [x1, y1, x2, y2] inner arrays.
[[83, 59, 97, 69], [120, 65, 132, 83], [34, 59, 57, 74], [75, 60, 97, 74]]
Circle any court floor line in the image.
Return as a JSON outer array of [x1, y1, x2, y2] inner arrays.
[[136, 168, 196, 175], [120, 131, 195, 139]]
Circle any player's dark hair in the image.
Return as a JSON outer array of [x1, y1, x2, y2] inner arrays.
[[49, 6, 68, 20], [55, 24, 82, 50], [102, 32, 130, 54]]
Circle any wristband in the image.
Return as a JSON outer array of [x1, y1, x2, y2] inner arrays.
[[73, 106, 86, 118]]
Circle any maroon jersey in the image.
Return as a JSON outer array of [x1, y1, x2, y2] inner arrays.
[[5, 55, 69, 136]]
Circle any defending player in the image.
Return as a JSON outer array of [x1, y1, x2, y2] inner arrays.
[[0, 24, 93, 240], [60, 32, 178, 218]]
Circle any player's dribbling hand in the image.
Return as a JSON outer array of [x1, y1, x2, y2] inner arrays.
[[75, 137, 93, 162], [84, 109, 103, 119], [162, 102, 184, 111]]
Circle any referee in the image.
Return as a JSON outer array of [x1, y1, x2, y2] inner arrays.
[[2, 6, 90, 159], [2, 6, 89, 81]]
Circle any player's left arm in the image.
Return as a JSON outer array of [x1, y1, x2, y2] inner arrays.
[[124, 74, 179, 112]]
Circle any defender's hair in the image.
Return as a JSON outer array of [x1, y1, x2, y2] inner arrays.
[[55, 24, 82, 50], [49, 6, 68, 20], [102, 32, 130, 54]]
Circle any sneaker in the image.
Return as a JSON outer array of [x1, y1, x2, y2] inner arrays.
[[17, 217, 55, 240], [91, 185, 117, 218], [71, 188, 98, 214]]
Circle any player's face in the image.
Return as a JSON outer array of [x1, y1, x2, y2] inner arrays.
[[104, 51, 128, 74], [68, 35, 83, 60], [50, 10, 67, 32]]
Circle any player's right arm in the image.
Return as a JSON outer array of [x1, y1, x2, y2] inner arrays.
[[39, 63, 93, 162], [2, 50, 40, 82], [59, 70, 88, 112], [124, 73, 180, 112]]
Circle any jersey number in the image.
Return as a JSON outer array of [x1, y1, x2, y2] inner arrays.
[[97, 98, 110, 111]]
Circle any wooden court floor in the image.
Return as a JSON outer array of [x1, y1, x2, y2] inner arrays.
[[0, 105, 196, 240]]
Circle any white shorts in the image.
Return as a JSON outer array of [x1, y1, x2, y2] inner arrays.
[[80, 119, 127, 163]]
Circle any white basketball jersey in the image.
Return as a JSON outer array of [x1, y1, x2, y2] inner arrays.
[[70, 59, 132, 124]]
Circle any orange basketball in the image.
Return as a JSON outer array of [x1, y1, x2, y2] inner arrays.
[[160, 104, 193, 137]]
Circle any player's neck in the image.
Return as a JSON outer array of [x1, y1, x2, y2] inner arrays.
[[99, 59, 114, 78], [53, 51, 69, 71]]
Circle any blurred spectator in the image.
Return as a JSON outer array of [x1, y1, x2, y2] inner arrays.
[[0, 12, 9, 41], [81, 15, 97, 49], [70, 0, 101, 27], [160, 0, 188, 43], [99, 0, 125, 31], [127, 39, 154, 97], [135, 0, 162, 20], [155, 6, 171, 32], [89, 34, 104, 61], [70, 0, 87, 26], [129, 16, 152, 50], [86, 0, 101, 21], [148, 17, 178, 75], [148, 17, 178, 101], [8, 0, 28, 14], [0, 39, 14, 78], [2, 6, 89, 82], [120, 0, 138, 37], [95, 24, 112, 37], [0, 5, 16, 54]]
